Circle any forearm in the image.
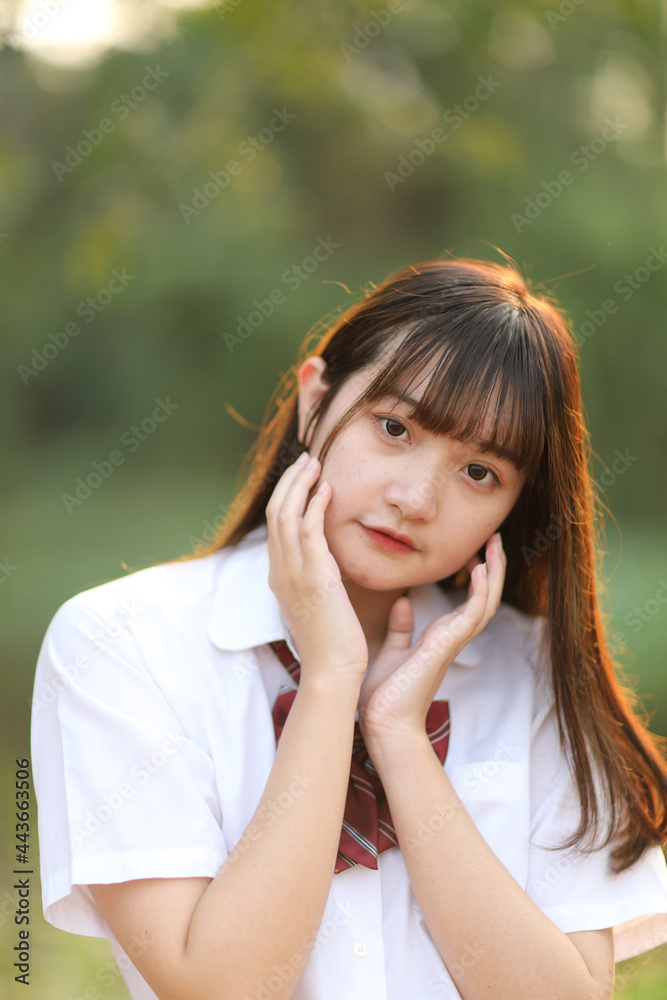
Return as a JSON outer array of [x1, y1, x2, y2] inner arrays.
[[181, 676, 360, 1000], [369, 732, 599, 1000]]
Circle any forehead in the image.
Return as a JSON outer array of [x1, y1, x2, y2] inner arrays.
[[361, 345, 501, 423], [329, 312, 549, 481], [351, 346, 524, 466], [382, 384, 509, 456]]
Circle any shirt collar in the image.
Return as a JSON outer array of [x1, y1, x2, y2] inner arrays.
[[207, 523, 482, 668]]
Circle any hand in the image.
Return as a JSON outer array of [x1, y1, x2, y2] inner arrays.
[[357, 532, 506, 744], [266, 452, 369, 685]]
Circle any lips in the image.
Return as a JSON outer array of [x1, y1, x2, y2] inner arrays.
[[361, 524, 416, 553]]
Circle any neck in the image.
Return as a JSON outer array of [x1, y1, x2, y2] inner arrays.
[[342, 577, 408, 660]]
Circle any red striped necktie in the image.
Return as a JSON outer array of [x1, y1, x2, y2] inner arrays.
[[269, 639, 451, 875]]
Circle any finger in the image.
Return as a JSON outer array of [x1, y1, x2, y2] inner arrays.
[[462, 536, 505, 637], [278, 456, 325, 558], [416, 563, 491, 670], [267, 453, 320, 560], [266, 451, 310, 541], [465, 552, 482, 598], [465, 561, 490, 624], [466, 550, 483, 575], [483, 532, 506, 617], [440, 562, 489, 659], [299, 477, 334, 566], [379, 596, 414, 653], [443, 562, 489, 650]]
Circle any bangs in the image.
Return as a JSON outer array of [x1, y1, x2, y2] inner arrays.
[[359, 311, 547, 481]]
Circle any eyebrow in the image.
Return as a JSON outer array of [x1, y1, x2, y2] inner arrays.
[[379, 390, 517, 465]]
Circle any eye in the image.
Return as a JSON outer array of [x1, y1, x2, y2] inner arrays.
[[466, 464, 500, 488], [373, 416, 503, 489], [375, 416, 409, 440]]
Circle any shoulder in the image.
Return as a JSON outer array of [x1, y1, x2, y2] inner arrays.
[[38, 527, 271, 688], [46, 524, 270, 638], [32, 532, 274, 730], [33, 552, 227, 719], [46, 550, 227, 645]]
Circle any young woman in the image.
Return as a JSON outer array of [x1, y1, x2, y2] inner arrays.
[[32, 256, 667, 1000]]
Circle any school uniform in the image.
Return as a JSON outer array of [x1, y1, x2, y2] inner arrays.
[[31, 522, 667, 1000]]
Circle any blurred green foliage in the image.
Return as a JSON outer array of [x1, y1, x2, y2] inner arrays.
[[2, 0, 667, 996]]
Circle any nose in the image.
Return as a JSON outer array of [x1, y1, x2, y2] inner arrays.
[[382, 461, 443, 520]]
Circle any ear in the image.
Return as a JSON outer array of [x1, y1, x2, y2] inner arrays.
[[297, 356, 329, 448]]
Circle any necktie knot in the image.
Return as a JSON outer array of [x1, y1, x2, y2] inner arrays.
[[269, 639, 450, 874]]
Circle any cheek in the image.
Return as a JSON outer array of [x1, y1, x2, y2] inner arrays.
[[460, 504, 514, 554], [441, 516, 495, 559], [320, 436, 367, 491], [322, 477, 358, 518]]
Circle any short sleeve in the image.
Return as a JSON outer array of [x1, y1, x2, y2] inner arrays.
[[526, 692, 667, 962], [31, 594, 229, 938]]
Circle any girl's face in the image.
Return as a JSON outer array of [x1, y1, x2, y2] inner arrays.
[[297, 353, 528, 594]]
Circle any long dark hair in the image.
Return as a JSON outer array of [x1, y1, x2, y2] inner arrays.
[[160, 255, 667, 873]]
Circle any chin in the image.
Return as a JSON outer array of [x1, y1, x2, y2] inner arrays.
[[333, 551, 398, 589]]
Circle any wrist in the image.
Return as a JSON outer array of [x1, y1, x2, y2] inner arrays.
[[361, 722, 432, 764], [296, 669, 363, 706]]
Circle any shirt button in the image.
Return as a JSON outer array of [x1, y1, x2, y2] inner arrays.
[[353, 941, 368, 958]]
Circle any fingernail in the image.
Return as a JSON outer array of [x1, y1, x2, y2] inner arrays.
[[306, 455, 319, 469], [296, 452, 309, 466], [316, 479, 328, 494]]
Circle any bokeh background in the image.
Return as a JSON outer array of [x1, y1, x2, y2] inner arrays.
[[1, 0, 667, 995]]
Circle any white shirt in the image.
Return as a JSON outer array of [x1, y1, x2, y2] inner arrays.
[[31, 523, 667, 1000]]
